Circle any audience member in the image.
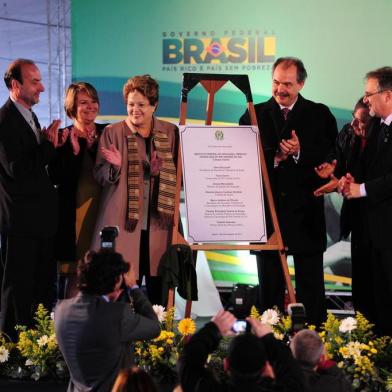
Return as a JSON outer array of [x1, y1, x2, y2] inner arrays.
[[49, 82, 108, 298], [239, 57, 338, 327], [290, 329, 353, 392], [112, 366, 158, 392], [92, 74, 179, 305], [0, 58, 60, 340], [54, 250, 160, 392], [178, 309, 304, 392], [339, 66, 392, 336]]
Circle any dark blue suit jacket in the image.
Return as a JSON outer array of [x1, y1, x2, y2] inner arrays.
[[0, 98, 57, 237], [240, 95, 337, 253], [362, 118, 392, 249]]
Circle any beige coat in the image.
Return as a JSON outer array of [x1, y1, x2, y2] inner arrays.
[[92, 118, 178, 277]]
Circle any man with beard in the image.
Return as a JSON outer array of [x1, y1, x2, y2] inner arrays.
[[240, 57, 337, 327], [340, 66, 392, 336]]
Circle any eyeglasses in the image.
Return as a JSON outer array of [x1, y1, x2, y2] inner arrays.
[[364, 89, 391, 98]]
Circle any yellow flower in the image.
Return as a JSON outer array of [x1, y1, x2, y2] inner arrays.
[[178, 318, 196, 336], [250, 306, 260, 320], [323, 313, 340, 332], [280, 315, 292, 331], [355, 312, 373, 332], [164, 307, 175, 331], [335, 336, 343, 345], [149, 345, 162, 361], [273, 332, 284, 340]]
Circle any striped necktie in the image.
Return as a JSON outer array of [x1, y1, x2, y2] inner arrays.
[[281, 107, 290, 121]]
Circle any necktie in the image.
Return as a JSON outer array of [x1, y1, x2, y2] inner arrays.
[[376, 122, 389, 152], [281, 107, 290, 121], [29, 110, 41, 143], [32, 111, 41, 130]]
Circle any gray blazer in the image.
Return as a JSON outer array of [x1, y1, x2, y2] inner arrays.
[[54, 289, 160, 392]]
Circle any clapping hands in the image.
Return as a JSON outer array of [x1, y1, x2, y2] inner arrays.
[[101, 144, 122, 168], [313, 160, 338, 197], [280, 130, 300, 156], [41, 119, 61, 147]]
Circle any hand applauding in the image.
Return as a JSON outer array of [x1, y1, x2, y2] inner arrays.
[[280, 130, 300, 156], [338, 173, 362, 199], [314, 159, 337, 179], [101, 144, 122, 168], [41, 119, 61, 147]]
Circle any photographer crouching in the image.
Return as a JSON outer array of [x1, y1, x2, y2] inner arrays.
[[54, 250, 160, 392], [178, 310, 304, 392]]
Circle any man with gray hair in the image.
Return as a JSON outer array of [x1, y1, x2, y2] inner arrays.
[[290, 329, 352, 392], [339, 67, 392, 335]]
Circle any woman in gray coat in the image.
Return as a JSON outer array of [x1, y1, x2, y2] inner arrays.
[[92, 75, 178, 305]]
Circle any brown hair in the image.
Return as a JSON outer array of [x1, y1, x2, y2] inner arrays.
[[4, 58, 35, 89], [112, 367, 158, 392], [354, 97, 369, 113], [122, 74, 159, 105], [272, 57, 308, 83], [64, 82, 100, 119]]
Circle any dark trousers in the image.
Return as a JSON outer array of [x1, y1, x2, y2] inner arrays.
[[138, 230, 163, 306], [256, 250, 327, 327], [351, 229, 375, 323], [0, 234, 56, 340], [370, 247, 392, 336]]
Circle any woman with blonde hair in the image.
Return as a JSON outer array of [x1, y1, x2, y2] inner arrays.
[[50, 82, 107, 297]]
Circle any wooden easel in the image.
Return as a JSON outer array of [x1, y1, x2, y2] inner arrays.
[[169, 73, 295, 317]]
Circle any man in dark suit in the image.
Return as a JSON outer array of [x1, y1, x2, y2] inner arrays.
[[0, 58, 60, 339], [239, 57, 337, 327], [340, 66, 392, 336], [54, 251, 161, 392]]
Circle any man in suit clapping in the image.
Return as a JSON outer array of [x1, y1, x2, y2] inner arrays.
[[0, 58, 60, 340]]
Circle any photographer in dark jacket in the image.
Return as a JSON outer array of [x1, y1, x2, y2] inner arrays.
[[54, 250, 160, 392], [290, 329, 353, 392], [178, 310, 304, 392]]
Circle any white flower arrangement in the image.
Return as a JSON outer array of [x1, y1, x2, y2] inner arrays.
[[25, 359, 34, 366], [339, 316, 357, 333], [152, 304, 167, 323], [260, 308, 280, 326], [0, 346, 9, 363]]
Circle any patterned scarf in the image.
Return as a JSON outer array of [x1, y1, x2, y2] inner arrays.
[[125, 128, 177, 232]]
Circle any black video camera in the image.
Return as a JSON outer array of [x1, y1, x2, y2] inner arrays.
[[229, 283, 257, 319], [100, 226, 119, 251], [287, 303, 307, 333]]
